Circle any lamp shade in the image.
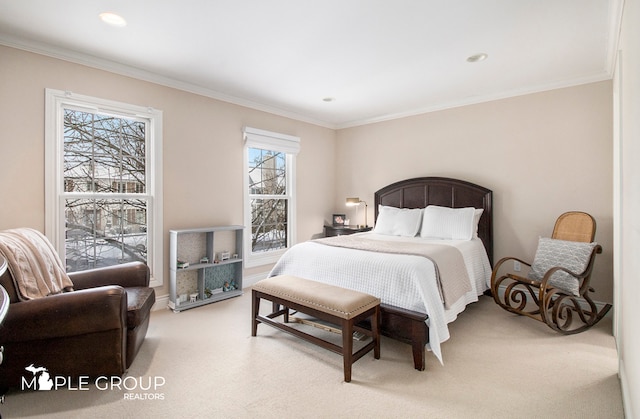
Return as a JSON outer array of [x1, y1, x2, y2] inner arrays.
[[346, 197, 361, 206]]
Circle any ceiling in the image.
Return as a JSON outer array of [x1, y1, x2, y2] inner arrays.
[[0, 1, 623, 129]]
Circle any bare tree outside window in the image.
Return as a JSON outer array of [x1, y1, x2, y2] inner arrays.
[[63, 109, 148, 271], [248, 148, 288, 253]]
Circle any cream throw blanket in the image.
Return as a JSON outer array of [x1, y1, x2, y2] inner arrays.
[[0, 228, 74, 301], [315, 235, 472, 309]]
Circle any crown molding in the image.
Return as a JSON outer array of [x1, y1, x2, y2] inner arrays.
[[0, 34, 338, 129], [1, 33, 616, 132], [335, 72, 613, 129]]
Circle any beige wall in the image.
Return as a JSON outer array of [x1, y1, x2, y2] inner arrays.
[[0, 45, 615, 305], [0, 45, 337, 295], [335, 81, 614, 303]]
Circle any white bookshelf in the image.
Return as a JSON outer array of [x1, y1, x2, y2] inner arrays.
[[168, 225, 244, 312]]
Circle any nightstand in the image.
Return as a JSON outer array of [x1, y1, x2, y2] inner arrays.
[[324, 225, 372, 237]]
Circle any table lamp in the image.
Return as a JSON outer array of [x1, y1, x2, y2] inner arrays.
[[345, 197, 367, 228]]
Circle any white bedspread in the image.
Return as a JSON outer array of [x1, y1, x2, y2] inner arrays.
[[268, 233, 492, 364]]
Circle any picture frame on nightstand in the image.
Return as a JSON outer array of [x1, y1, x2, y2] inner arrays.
[[332, 214, 345, 226]]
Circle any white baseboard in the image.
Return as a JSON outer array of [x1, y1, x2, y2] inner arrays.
[[154, 280, 613, 315], [619, 359, 635, 419], [152, 294, 169, 311], [243, 271, 270, 287], [151, 270, 270, 311]]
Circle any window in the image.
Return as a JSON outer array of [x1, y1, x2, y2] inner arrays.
[[243, 127, 299, 267], [45, 89, 163, 287]]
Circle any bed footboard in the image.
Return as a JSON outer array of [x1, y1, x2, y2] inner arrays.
[[379, 304, 428, 371]]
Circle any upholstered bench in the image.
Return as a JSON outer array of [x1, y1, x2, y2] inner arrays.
[[252, 275, 380, 382]]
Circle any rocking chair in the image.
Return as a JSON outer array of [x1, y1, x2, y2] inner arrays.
[[490, 211, 612, 334]]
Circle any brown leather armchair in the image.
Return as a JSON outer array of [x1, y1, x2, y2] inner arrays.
[[0, 261, 155, 389]]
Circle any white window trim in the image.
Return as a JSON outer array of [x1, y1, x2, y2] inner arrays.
[[243, 127, 298, 268], [44, 89, 164, 287]]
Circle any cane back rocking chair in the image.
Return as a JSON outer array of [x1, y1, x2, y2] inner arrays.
[[490, 211, 612, 334]]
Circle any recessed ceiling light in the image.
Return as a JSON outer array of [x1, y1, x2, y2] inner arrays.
[[322, 97, 336, 102], [99, 12, 127, 27], [466, 53, 488, 63]]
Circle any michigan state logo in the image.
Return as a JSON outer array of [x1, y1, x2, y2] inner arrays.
[[22, 364, 54, 390]]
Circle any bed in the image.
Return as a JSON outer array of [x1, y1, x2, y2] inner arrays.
[[269, 177, 493, 370]]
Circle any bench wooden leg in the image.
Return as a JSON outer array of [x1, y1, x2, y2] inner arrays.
[[373, 306, 381, 359], [251, 290, 260, 336], [271, 302, 290, 323], [342, 318, 353, 382]]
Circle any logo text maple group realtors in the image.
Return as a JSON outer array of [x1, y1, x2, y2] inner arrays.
[[21, 364, 166, 400]]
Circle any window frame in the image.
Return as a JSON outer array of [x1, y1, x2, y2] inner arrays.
[[243, 127, 299, 268], [44, 89, 164, 287]]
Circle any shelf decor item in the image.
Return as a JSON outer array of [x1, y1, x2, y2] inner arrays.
[[332, 214, 346, 226]]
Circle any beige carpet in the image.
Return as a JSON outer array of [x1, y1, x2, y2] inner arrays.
[[1, 291, 623, 418]]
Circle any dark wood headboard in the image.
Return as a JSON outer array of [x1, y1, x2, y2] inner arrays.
[[374, 177, 493, 264]]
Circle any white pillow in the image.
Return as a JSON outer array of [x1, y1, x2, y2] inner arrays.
[[373, 205, 423, 237], [473, 208, 484, 238], [420, 205, 476, 240]]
